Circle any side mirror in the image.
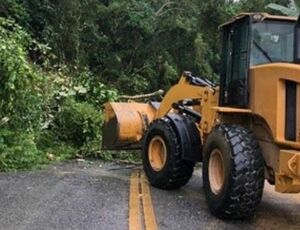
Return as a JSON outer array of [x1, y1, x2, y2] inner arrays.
[[294, 15, 300, 63]]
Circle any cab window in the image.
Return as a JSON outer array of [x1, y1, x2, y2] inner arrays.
[[250, 20, 294, 66]]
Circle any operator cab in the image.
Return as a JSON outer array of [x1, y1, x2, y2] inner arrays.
[[219, 13, 297, 107]]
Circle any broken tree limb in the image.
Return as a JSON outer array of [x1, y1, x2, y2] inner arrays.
[[155, 1, 176, 17], [0, 117, 9, 126], [119, 89, 164, 100]]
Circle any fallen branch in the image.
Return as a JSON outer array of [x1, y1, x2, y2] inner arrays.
[[155, 1, 176, 17], [0, 117, 9, 126], [120, 89, 164, 100], [158, 7, 184, 17], [113, 160, 142, 166]]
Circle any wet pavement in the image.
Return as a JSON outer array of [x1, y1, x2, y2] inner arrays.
[[0, 161, 299, 230]]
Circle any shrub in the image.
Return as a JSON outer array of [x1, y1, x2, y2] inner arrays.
[[36, 129, 77, 161], [0, 17, 48, 170], [52, 98, 102, 152], [0, 129, 45, 171], [0, 17, 44, 131]]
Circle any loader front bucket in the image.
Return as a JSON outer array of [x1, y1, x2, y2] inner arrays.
[[102, 102, 158, 150]]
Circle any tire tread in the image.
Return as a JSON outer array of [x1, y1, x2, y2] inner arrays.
[[143, 118, 194, 190], [204, 125, 264, 219]]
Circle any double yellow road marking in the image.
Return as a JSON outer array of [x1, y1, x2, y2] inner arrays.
[[129, 169, 158, 230]]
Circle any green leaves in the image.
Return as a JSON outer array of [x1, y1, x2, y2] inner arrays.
[[127, 0, 156, 34], [0, 17, 49, 170], [266, 1, 299, 16], [0, 17, 43, 130], [0, 129, 43, 171], [52, 98, 102, 153]]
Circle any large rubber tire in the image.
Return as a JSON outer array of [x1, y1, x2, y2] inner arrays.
[[203, 125, 265, 219], [143, 117, 195, 189]]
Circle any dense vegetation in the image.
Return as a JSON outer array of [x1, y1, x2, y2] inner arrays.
[[0, 0, 293, 170]]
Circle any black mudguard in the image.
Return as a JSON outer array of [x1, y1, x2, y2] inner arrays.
[[166, 113, 202, 162]]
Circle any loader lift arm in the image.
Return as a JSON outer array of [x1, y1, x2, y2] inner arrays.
[[155, 71, 215, 120]]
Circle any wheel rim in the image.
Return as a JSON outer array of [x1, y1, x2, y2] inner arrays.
[[148, 136, 167, 171], [208, 149, 225, 195]]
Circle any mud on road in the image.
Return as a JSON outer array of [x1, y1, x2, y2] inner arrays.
[[0, 161, 300, 230]]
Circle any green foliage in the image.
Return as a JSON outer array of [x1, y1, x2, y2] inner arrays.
[[74, 69, 119, 106], [0, 17, 48, 170], [36, 130, 76, 161], [194, 33, 218, 82], [0, 17, 118, 170], [0, 129, 44, 171], [266, 0, 299, 16], [52, 98, 102, 153], [237, 0, 289, 12], [2, 0, 290, 95], [36, 67, 119, 165], [0, 1, 28, 25], [0, 17, 44, 130], [48, 66, 118, 104], [37, 96, 108, 161]]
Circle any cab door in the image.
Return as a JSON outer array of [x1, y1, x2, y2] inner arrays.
[[220, 17, 251, 107]]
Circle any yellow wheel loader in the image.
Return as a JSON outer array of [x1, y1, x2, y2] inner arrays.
[[102, 13, 300, 219]]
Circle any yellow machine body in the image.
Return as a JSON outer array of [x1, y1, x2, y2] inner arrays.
[[249, 63, 300, 193], [102, 13, 300, 194]]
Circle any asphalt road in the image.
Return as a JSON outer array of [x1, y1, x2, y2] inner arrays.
[[0, 161, 300, 230]]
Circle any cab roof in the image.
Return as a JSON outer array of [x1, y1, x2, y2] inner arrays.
[[219, 12, 297, 29]]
